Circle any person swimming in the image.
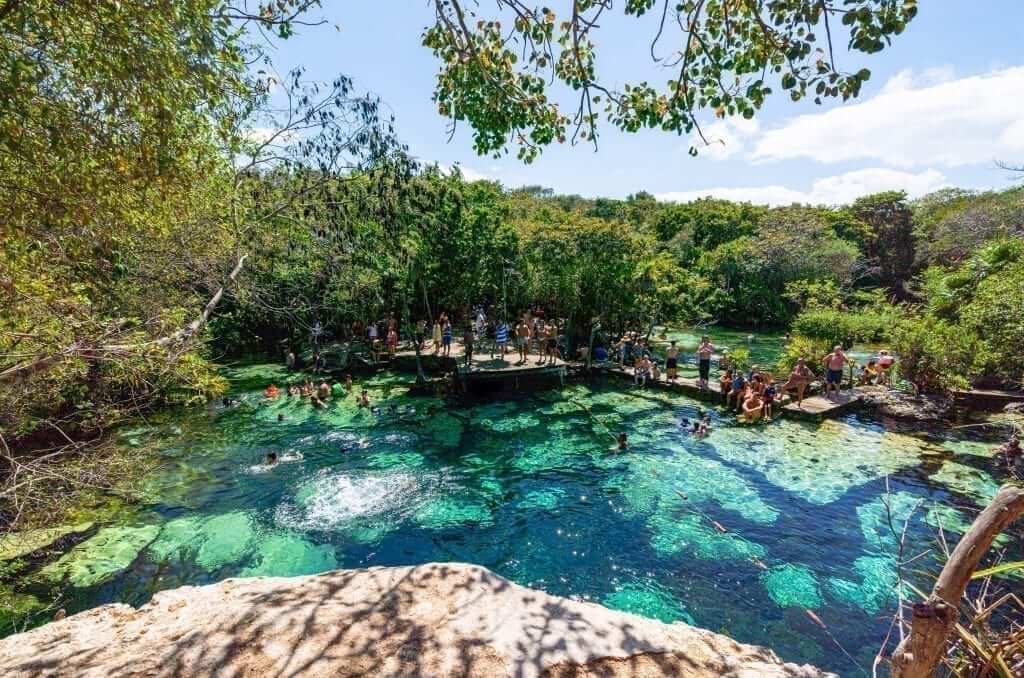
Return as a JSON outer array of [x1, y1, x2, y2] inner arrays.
[[277, 413, 285, 422], [264, 384, 279, 399], [265, 452, 278, 466], [617, 432, 629, 451], [358, 390, 370, 408]]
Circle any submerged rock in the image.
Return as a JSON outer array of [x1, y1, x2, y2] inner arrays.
[[36, 525, 159, 588], [0, 523, 93, 562], [859, 386, 950, 422], [0, 563, 831, 677]]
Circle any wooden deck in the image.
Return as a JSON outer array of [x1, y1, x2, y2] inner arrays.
[[600, 363, 865, 420], [392, 342, 567, 381], [781, 388, 865, 420]]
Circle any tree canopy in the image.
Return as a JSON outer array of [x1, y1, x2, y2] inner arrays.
[[425, 0, 918, 160]]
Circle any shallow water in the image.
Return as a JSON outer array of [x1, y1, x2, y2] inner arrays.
[[13, 364, 1022, 675]]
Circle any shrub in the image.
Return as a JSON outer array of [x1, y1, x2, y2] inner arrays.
[[890, 316, 979, 393], [791, 307, 896, 348], [776, 335, 831, 378]]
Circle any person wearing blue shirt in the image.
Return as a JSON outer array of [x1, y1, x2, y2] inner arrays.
[[726, 372, 746, 411], [495, 320, 509, 360]]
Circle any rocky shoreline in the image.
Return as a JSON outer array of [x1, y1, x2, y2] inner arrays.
[[0, 562, 831, 677]]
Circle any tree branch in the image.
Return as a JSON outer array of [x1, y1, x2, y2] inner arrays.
[[890, 484, 1024, 678]]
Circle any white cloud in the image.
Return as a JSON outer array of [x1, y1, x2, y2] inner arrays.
[[655, 167, 949, 207], [437, 163, 492, 182], [751, 66, 1024, 168], [688, 118, 761, 160], [242, 126, 297, 145]]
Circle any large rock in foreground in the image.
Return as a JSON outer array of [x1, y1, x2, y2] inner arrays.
[[0, 562, 831, 677]]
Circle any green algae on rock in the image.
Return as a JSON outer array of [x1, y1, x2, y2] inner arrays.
[[517, 488, 565, 511], [0, 523, 94, 562], [0, 586, 45, 634], [603, 580, 696, 625], [414, 496, 493, 530], [717, 419, 925, 505], [931, 460, 1003, 505], [762, 564, 823, 610], [238, 533, 337, 577], [605, 449, 779, 525], [147, 512, 257, 572], [647, 512, 766, 561], [38, 525, 160, 587], [195, 512, 257, 571], [827, 555, 898, 615], [420, 411, 465, 447]]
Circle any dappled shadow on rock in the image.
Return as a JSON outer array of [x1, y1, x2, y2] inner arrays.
[[0, 562, 831, 677]]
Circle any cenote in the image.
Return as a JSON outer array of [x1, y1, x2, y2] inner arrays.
[[8, 361, 1020, 676]]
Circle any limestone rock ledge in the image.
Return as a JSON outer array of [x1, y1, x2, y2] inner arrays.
[[0, 562, 833, 677]]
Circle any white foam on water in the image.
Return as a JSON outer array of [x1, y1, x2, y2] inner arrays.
[[276, 470, 427, 531]]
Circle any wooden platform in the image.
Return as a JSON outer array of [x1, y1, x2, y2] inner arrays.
[[392, 342, 567, 382], [781, 388, 865, 420], [599, 363, 865, 420]]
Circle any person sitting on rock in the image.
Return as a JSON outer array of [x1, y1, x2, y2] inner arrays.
[[741, 389, 764, 423], [998, 434, 1022, 470]]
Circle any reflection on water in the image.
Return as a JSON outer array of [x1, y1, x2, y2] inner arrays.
[[13, 364, 1021, 676]]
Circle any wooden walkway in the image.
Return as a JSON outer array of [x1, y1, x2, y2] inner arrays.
[[600, 363, 866, 421], [386, 341, 866, 419], [392, 343, 567, 382], [781, 389, 864, 420]]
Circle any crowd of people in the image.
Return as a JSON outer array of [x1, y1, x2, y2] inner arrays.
[[282, 310, 901, 433], [609, 332, 900, 422]]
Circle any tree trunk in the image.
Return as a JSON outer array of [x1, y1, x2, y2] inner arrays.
[[890, 484, 1024, 678]]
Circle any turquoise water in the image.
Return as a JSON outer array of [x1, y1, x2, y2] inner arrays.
[[11, 363, 1021, 675]]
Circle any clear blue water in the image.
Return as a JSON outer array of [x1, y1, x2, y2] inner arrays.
[[18, 363, 1021, 675]]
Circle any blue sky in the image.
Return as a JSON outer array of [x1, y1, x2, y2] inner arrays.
[[267, 2, 1024, 205]]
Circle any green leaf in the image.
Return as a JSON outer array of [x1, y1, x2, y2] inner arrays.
[[971, 561, 1024, 580]]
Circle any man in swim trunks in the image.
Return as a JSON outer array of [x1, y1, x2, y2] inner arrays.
[[822, 345, 847, 400], [697, 336, 714, 390], [516, 316, 531, 364], [666, 340, 679, 382]]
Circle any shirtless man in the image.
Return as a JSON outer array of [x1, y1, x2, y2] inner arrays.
[[696, 336, 715, 390], [822, 345, 848, 400], [515, 316, 531, 364], [741, 390, 764, 423], [780, 358, 814, 408], [666, 340, 679, 382], [543, 321, 558, 365]]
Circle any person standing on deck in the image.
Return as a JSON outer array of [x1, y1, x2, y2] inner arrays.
[[414, 319, 426, 351], [697, 336, 715, 390], [386, 326, 398, 358], [516, 316, 531, 364], [822, 345, 847, 400], [666, 340, 679, 383], [441, 318, 453, 357], [432, 319, 442, 355], [463, 325, 474, 368], [495, 319, 509, 361], [368, 321, 380, 362]]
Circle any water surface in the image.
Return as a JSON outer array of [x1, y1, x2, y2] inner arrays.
[[14, 363, 1020, 675]]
